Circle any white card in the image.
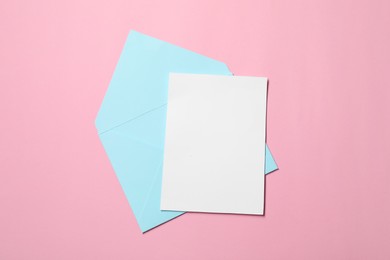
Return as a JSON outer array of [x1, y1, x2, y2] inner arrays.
[[161, 73, 267, 215]]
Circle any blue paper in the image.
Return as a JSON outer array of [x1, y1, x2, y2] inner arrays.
[[95, 31, 278, 232]]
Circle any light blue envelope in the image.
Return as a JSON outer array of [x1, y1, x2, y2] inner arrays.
[[95, 31, 278, 233]]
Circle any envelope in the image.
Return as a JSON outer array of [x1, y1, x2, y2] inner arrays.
[[95, 31, 278, 232]]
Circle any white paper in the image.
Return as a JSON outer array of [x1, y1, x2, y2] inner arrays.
[[161, 73, 267, 215]]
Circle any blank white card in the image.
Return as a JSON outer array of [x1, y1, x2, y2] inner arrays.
[[161, 73, 267, 215]]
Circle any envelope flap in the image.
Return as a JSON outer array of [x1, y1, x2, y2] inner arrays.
[[95, 31, 231, 134]]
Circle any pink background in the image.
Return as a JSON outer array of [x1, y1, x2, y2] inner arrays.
[[1, 0, 390, 259]]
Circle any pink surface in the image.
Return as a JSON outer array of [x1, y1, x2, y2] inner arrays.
[[1, 0, 390, 259]]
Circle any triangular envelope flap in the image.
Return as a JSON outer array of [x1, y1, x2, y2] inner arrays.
[[98, 107, 168, 224], [95, 31, 230, 134]]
